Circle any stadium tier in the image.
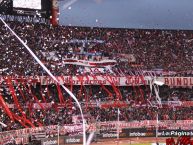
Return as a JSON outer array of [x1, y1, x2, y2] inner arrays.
[[0, 21, 193, 76], [0, 20, 193, 145]]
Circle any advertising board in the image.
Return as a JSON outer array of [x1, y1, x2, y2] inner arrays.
[[41, 137, 64, 145], [64, 136, 83, 144]]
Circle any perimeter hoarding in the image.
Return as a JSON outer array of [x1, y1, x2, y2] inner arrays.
[[41, 137, 63, 145], [99, 129, 193, 139], [158, 130, 193, 137], [41, 136, 84, 145], [64, 136, 83, 144]]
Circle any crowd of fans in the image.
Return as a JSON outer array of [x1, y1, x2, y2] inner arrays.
[[0, 82, 192, 132], [0, 20, 193, 135], [0, 21, 193, 76]]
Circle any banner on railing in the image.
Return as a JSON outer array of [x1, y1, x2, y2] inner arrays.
[[41, 76, 193, 87], [2, 101, 193, 109], [40, 76, 146, 86], [157, 77, 193, 87], [1, 76, 193, 86], [1, 120, 193, 144], [62, 59, 116, 67]]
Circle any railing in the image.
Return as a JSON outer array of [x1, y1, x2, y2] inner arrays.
[[1, 120, 193, 144]]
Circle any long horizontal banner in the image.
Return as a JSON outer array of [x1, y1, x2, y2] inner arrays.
[[157, 77, 193, 87], [41, 76, 193, 87], [40, 76, 146, 86], [61, 59, 117, 67], [42, 135, 84, 145], [1, 120, 193, 144], [97, 120, 193, 131], [1, 101, 193, 109], [100, 129, 193, 139], [1, 76, 193, 86]]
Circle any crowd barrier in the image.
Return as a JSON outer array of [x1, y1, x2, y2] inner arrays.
[[1, 76, 193, 87], [1, 100, 193, 109], [1, 120, 193, 144]]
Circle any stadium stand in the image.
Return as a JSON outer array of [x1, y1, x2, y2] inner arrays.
[[0, 21, 193, 145]]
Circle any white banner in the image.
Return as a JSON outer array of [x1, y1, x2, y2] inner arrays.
[[1, 76, 193, 86], [41, 76, 193, 86], [157, 77, 193, 87], [40, 76, 146, 86], [61, 59, 116, 67]]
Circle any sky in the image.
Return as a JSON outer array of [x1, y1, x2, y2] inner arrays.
[[59, 0, 193, 30]]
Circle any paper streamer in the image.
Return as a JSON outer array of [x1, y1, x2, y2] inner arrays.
[[0, 18, 87, 145], [0, 121, 7, 127]]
